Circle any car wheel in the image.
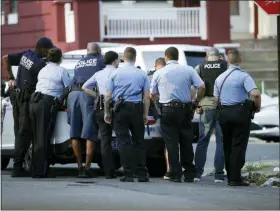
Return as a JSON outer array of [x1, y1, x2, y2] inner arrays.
[[23, 144, 32, 172], [1, 157, 10, 170], [147, 157, 166, 177]]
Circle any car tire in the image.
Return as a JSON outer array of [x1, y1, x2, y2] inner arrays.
[[147, 157, 166, 177], [1, 157, 10, 170], [23, 144, 33, 172]]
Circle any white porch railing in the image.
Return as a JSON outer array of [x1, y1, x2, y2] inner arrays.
[[100, 7, 207, 40]]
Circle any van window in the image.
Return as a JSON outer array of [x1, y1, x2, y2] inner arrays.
[[142, 51, 165, 70], [184, 51, 206, 68]]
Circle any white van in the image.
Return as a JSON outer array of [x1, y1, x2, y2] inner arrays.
[[63, 44, 227, 73]]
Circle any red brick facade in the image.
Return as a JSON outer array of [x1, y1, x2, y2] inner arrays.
[[1, 0, 230, 79]]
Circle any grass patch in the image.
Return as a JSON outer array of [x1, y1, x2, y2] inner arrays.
[[242, 161, 274, 173], [242, 161, 279, 186]]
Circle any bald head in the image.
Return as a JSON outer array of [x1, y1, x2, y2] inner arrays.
[[87, 42, 101, 55]]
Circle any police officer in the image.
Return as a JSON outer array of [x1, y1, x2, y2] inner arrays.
[[104, 47, 150, 182], [147, 57, 172, 180], [82, 51, 119, 179], [2, 37, 54, 177], [67, 43, 105, 178], [151, 47, 205, 183], [194, 48, 228, 183], [214, 49, 261, 186], [148, 57, 166, 82], [29, 48, 72, 178]]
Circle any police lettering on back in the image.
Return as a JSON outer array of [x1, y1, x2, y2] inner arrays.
[[20, 55, 34, 70], [76, 58, 97, 68], [204, 63, 220, 69]]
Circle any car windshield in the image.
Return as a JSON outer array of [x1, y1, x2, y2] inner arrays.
[[142, 51, 165, 71], [184, 51, 206, 68]]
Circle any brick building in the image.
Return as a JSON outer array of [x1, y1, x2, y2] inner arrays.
[[1, 0, 231, 79]]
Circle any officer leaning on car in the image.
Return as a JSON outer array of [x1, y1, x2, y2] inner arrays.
[[67, 42, 106, 178], [82, 51, 119, 179], [29, 47, 72, 178], [214, 49, 261, 186], [150, 47, 206, 183], [194, 48, 228, 183], [2, 37, 54, 177], [104, 47, 151, 183]]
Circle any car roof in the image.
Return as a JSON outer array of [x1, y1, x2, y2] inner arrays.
[[63, 44, 226, 56]]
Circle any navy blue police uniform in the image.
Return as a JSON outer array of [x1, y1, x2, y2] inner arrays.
[[7, 37, 53, 177], [67, 53, 105, 142]]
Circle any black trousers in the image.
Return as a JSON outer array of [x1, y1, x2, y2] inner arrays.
[[113, 102, 147, 177], [218, 105, 251, 182], [10, 90, 32, 168], [95, 110, 114, 175], [160, 106, 195, 179], [29, 94, 58, 177]]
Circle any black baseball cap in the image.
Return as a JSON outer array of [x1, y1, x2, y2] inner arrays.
[[36, 37, 54, 49]]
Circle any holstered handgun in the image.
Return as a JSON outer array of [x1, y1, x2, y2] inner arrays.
[[50, 98, 59, 113], [153, 101, 162, 120], [30, 92, 42, 103], [94, 95, 105, 112], [245, 99, 256, 119], [113, 96, 124, 113]]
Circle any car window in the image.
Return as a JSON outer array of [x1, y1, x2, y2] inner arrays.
[[184, 51, 206, 68], [142, 51, 165, 71]]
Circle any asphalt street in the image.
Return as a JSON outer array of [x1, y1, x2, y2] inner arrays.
[[1, 140, 280, 210]]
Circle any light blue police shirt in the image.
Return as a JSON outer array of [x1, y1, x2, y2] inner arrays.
[[107, 62, 150, 102], [213, 65, 257, 105], [150, 60, 204, 103], [83, 65, 116, 96], [36, 62, 72, 98]]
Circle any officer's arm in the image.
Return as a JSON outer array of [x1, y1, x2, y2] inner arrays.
[[82, 75, 97, 97], [244, 75, 261, 112], [61, 69, 72, 88], [150, 71, 159, 101], [213, 80, 219, 98], [104, 74, 115, 117], [190, 67, 205, 102], [2, 52, 23, 80], [143, 76, 151, 117], [191, 86, 197, 100]]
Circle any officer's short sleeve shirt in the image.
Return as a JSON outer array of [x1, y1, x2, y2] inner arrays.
[[8, 52, 25, 66]]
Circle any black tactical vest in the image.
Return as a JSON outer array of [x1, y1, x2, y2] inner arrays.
[[199, 59, 228, 97]]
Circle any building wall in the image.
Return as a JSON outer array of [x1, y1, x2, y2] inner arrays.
[[230, 1, 278, 40], [1, 0, 231, 79], [102, 0, 230, 46]]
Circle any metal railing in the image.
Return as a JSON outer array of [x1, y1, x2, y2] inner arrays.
[[100, 7, 207, 40]]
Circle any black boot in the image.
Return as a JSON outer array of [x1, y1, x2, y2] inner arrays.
[[11, 167, 30, 177]]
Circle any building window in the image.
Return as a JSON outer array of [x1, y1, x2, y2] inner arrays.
[[230, 0, 239, 15], [10, 0, 18, 13], [1, 0, 4, 13]]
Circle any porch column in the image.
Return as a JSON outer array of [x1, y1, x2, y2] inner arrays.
[[206, 1, 231, 46], [73, 0, 100, 49]]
